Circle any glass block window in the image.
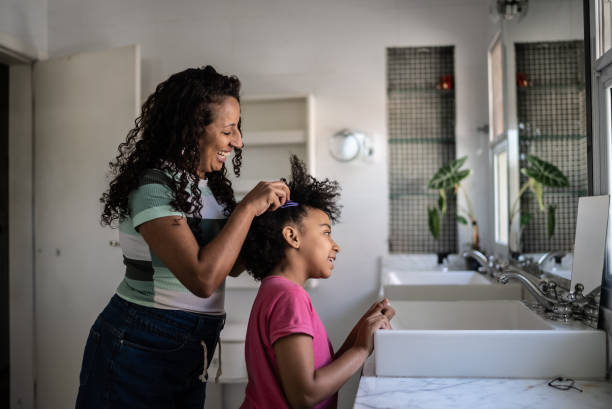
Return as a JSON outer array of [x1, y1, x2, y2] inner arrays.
[[387, 46, 456, 253], [515, 41, 587, 252]]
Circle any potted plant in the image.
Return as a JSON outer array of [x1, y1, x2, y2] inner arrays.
[[427, 156, 479, 251], [509, 154, 569, 253]]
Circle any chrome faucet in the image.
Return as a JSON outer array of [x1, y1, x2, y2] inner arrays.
[[497, 265, 558, 310], [536, 250, 566, 267], [497, 264, 599, 323], [462, 249, 501, 277]]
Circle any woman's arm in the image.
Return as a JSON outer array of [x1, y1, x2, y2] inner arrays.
[[228, 258, 246, 277], [139, 181, 289, 297], [273, 303, 391, 409]]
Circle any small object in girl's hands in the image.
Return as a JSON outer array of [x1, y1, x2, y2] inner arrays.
[[280, 200, 299, 209]]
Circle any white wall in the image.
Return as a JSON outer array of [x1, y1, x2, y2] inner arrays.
[[45, 0, 491, 408], [0, 0, 47, 58]]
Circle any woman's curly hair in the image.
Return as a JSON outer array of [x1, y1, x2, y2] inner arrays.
[[100, 65, 242, 226], [241, 155, 342, 281]]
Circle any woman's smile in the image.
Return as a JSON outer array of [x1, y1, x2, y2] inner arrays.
[[200, 96, 242, 173]]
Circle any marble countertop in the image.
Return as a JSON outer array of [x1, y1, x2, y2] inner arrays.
[[355, 356, 612, 409], [353, 377, 612, 409]]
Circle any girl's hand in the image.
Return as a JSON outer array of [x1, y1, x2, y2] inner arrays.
[[353, 300, 394, 355], [363, 298, 395, 322], [240, 181, 291, 216], [354, 299, 395, 334]]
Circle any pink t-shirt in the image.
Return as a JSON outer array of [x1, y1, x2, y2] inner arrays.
[[240, 276, 337, 409]]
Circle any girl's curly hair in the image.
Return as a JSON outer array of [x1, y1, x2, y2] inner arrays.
[[241, 155, 342, 281], [100, 66, 242, 226]]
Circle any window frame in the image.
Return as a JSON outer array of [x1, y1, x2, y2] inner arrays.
[[492, 140, 510, 246], [591, 0, 612, 308]]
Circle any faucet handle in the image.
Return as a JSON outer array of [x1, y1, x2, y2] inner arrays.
[[573, 283, 584, 301], [539, 280, 559, 300], [565, 283, 585, 303], [574, 283, 584, 296]]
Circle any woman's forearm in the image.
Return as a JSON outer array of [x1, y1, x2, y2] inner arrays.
[[194, 201, 255, 294]]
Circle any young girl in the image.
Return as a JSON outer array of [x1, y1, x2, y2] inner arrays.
[[239, 155, 395, 409]]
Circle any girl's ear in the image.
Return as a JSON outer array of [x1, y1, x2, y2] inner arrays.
[[282, 225, 300, 249]]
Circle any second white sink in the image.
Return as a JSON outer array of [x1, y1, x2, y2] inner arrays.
[[386, 271, 490, 285], [382, 270, 522, 301]]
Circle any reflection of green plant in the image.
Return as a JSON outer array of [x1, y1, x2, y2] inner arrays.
[[427, 156, 479, 248], [509, 154, 569, 239]]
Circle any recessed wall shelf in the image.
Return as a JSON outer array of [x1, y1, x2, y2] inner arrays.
[[387, 88, 455, 95], [244, 130, 306, 145], [520, 134, 586, 141], [228, 95, 314, 200], [387, 45, 457, 253], [389, 137, 456, 144], [515, 40, 588, 252]]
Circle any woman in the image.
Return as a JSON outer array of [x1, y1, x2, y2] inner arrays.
[[75, 66, 289, 409]]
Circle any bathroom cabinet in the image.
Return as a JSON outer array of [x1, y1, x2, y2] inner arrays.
[[228, 94, 314, 200], [208, 323, 248, 383]]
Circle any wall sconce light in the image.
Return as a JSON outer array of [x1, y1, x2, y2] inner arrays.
[[328, 129, 375, 163]]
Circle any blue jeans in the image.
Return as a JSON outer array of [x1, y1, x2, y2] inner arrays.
[[75, 295, 225, 409]]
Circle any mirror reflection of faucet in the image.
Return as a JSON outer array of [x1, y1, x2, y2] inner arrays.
[[536, 250, 566, 267], [462, 249, 503, 278]]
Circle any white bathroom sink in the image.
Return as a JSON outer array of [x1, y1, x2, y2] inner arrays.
[[382, 270, 522, 301], [386, 270, 490, 285], [374, 300, 606, 378]]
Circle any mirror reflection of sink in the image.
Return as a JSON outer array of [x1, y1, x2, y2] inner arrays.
[[382, 270, 522, 301], [375, 300, 606, 378], [386, 270, 491, 285]]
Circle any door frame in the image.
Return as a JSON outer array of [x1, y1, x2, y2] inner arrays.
[[0, 35, 36, 409]]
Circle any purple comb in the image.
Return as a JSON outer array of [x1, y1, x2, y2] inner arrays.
[[280, 200, 299, 209]]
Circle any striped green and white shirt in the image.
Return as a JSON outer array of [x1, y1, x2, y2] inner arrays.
[[116, 169, 227, 314]]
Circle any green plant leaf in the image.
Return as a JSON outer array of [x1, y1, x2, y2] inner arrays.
[[456, 169, 471, 182], [529, 179, 545, 212], [547, 205, 556, 238], [456, 215, 468, 225], [428, 207, 440, 239], [522, 154, 569, 188], [427, 156, 471, 190], [438, 190, 447, 214], [450, 156, 468, 172], [520, 212, 532, 227]]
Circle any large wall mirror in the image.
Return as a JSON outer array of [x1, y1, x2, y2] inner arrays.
[[387, 1, 598, 296], [490, 0, 592, 283]]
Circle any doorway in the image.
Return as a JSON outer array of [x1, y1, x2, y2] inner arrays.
[[1, 61, 9, 406]]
